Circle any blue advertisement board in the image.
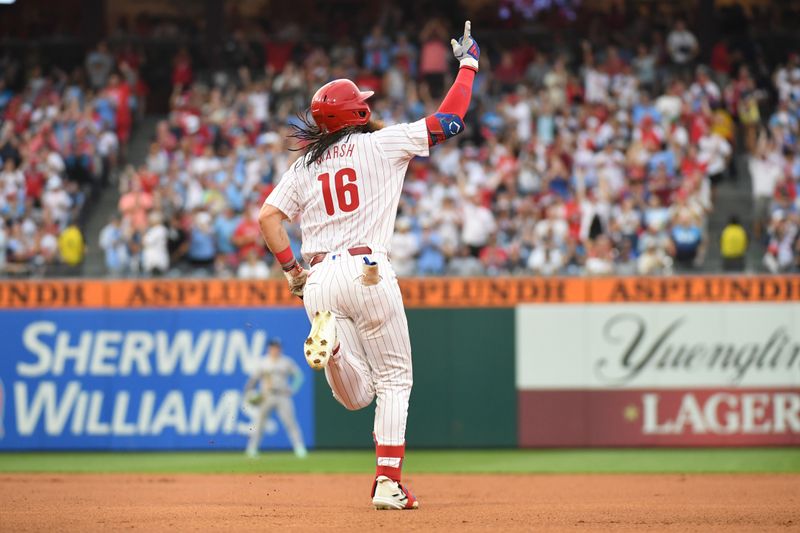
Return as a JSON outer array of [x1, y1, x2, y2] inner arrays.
[[0, 308, 312, 450]]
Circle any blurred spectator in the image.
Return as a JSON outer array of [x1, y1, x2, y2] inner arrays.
[[527, 232, 563, 275], [38, 224, 60, 270], [710, 38, 731, 84], [363, 26, 391, 74], [42, 177, 72, 229], [57, 223, 85, 272], [392, 33, 418, 77], [99, 215, 128, 276], [763, 211, 799, 273], [417, 220, 445, 275], [750, 141, 783, 239], [105, 73, 133, 147], [670, 212, 703, 267], [615, 239, 638, 275], [447, 245, 484, 276], [187, 211, 216, 273], [735, 68, 762, 153], [118, 176, 153, 232], [494, 51, 522, 93], [461, 190, 496, 256], [167, 212, 190, 269], [214, 206, 241, 262], [479, 234, 510, 276], [667, 20, 699, 71], [698, 128, 732, 189], [172, 47, 193, 90], [638, 239, 674, 275], [633, 44, 657, 92], [232, 206, 264, 262], [720, 215, 748, 272], [585, 235, 616, 275], [544, 58, 568, 110], [418, 20, 449, 98], [85, 42, 114, 90], [690, 66, 721, 106], [142, 212, 169, 275], [639, 219, 674, 259], [238, 249, 270, 279], [391, 217, 418, 277]]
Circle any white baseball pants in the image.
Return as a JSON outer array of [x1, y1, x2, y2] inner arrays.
[[303, 251, 413, 446]]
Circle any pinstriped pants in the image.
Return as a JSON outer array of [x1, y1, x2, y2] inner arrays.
[[303, 252, 412, 446]]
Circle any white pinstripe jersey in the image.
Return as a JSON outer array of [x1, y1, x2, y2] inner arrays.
[[265, 119, 429, 262]]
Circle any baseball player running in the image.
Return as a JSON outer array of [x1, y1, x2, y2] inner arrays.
[[259, 21, 479, 509], [244, 337, 308, 458]]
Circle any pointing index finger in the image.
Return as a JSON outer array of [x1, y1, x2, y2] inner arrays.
[[464, 20, 471, 42]]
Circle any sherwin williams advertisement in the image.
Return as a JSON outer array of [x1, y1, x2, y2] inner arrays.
[[0, 308, 313, 450]]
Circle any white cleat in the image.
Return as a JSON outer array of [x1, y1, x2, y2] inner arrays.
[[304, 311, 337, 371], [372, 476, 419, 510]]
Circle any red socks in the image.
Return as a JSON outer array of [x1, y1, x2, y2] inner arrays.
[[375, 443, 405, 482]]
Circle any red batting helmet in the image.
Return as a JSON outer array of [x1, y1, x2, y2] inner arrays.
[[310, 79, 374, 133]]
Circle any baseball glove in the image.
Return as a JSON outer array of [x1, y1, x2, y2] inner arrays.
[[245, 391, 264, 406], [284, 262, 308, 298]]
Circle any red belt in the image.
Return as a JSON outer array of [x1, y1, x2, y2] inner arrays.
[[309, 246, 373, 267]]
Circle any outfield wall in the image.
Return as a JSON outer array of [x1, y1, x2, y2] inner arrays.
[[315, 308, 517, 448], [0, 307, 314, 450], [517, 303, 800, 446], [0, 276, 798, 450]]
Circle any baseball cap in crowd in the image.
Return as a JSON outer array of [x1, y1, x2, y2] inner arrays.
[[268, 337, 282, 347]]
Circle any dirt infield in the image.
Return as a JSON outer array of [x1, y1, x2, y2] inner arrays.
[[1, 473, 797, 532]]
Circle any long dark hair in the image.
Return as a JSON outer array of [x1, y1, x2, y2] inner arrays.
[[289, 111, 382, 167]]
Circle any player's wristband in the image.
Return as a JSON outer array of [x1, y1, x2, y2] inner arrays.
[[459, 58, 479, 72], [275, 246, 297, 271], [284, 262, 304, 277]]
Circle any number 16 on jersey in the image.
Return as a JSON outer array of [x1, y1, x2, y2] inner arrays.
[[317, 168, 360, 216]]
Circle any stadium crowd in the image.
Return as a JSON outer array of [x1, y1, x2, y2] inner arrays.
[[751, 54, 800, 273], [0, 42, 144, 275], [3, 5, 800, 278]]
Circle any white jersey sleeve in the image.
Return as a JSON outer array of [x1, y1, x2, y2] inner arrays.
[[264, 121, 429, 259], [372, 119, 430, 164], [265, 168, 301, 219]]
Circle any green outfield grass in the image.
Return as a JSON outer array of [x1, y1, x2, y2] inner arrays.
[[0, 448, 798, 474]]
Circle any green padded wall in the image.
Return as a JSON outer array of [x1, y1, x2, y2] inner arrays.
[[314, 308, 516, 448]]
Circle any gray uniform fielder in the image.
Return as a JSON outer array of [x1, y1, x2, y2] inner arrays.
[[244, 338, 307, 458]]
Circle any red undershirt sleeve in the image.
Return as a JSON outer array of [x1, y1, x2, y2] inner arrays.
[[425, 67, 476, 146]]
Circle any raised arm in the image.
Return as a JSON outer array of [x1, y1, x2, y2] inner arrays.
[[425, 21, 480, 147]]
